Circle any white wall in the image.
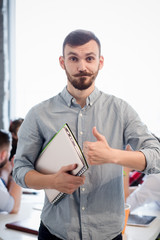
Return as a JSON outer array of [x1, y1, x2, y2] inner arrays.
[[14, 0, 160, 135]]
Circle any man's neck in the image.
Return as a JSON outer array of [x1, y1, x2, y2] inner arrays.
[[67, 82, 95, 108]]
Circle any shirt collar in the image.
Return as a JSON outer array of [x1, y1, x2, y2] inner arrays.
[[61, 86, 101, 108]]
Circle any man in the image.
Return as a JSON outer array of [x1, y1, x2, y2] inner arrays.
[[0, 130, 22, 213], [13, 30, 160, 240]]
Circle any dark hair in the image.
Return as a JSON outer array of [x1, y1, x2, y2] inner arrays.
[[0, 129, 11, 149], [9, 118, 24, 135], [63, 29, 101, 56]]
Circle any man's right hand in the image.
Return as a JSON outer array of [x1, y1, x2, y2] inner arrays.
[[52, 164, 85, 194], [24, 164, 85, 195]]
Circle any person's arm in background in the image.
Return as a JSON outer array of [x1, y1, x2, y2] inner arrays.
[[0, 158, 22, 213], [7, 175, 22, 213]]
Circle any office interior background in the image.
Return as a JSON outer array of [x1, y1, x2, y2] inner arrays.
[[0, 0, 160, 136]]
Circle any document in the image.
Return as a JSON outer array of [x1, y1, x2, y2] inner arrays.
[[35, 123, 88, 204]]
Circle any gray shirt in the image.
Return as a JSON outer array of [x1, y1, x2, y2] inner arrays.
[[13, 87, 160, 240]]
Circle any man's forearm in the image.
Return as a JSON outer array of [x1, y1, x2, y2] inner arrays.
[[24, 169, 54, 190], [112, 149, 146, 171], [83, 127, 147, 171], [24, 165, 85, 195]]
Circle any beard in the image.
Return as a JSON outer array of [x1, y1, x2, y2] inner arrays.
[[65, 68, 99, 90]]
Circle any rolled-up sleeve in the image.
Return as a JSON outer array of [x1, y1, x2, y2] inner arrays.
[[13, 106, 43, 188], [123, 101, 160, 174]]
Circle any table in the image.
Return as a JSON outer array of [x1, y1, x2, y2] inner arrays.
[[1, 192, 160, 240], [0, 190, 44, 240], [124, 202, 160, 240]]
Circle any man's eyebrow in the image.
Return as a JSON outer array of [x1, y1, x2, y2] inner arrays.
[[67, 52, 78, 56], [67, 52, 97, 56], [85, 52, 97, 56]]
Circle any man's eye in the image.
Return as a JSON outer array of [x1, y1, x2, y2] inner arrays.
[[86, 56, 94, 62], [69, 57, 78, 62]]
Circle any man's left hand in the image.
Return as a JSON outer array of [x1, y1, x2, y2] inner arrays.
[[83, 127, 112, 165]]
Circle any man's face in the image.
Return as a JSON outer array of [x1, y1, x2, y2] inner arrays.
[[59, 40, 104, 90]]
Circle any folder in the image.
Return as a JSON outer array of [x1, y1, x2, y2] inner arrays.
[[35, 123, 89, 204], [5, 210, 40, 235]]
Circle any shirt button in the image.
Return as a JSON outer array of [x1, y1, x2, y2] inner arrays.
[[79, 113, 83, 117], [80, 131, 83, 135], [82, 187, 85, 192], [82, 207, 85, 211]]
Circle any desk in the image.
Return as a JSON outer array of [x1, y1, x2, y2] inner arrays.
[[1, 193, 160, 240], [0, 190, 44, 240], [124, 203, 160, 240]]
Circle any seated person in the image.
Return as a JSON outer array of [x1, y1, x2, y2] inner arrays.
[[124, 135, 160, 211], [0, 129, 22, 213], [126, 173, 160, 211], [9, 118, 24, 160]]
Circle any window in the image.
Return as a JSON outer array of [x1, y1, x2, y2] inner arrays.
[[13, 0, 160, 136]]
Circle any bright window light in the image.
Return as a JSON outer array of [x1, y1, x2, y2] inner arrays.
[[15, 0, 160, 136]]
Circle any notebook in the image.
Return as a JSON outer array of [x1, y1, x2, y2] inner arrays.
[[35, 123, 89, 204]]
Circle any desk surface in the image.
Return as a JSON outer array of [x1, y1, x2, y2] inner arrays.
[[0, 190, 44, 240], [124, 202, 160, 240], [0, 192, 160, 240]]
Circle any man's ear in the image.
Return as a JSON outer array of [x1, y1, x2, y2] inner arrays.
[[0, 150, 7, 162], [99, 56, 104, 70], [1, 150, 8, 161], [59, 56, 65, 70]]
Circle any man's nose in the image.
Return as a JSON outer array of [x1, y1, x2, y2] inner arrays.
[[77, 60, 87, 72]]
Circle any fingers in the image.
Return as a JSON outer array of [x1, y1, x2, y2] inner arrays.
[[60, 164, 85, 185], [60, 163, 77, 173], [54, 164, 85, 194]]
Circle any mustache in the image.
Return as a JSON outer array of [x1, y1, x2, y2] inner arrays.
[[73, 72, 92, 77]]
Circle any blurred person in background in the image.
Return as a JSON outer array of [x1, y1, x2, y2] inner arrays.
[[124, 134, 160, 212], [9, 118, 24, 160], [0, 129, 22, 213]]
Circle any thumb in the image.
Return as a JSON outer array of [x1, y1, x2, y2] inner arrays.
[[92, 126, 103, 141], [61, 164, 77, 173]]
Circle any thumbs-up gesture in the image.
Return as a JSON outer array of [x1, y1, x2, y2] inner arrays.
[[83, 127, 112, 165]]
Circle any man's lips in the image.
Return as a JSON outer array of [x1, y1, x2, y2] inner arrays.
[[73, 73, 92, 77]]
